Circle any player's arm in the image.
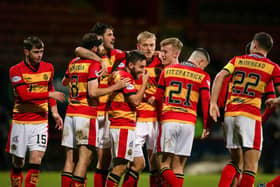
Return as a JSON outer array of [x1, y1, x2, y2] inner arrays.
[[210, 69, 230, 122], [10, 67, 65, 102], [200, 75, 211, 139], [88, 78, 130, 97], [128, 70, 149, 106], [75, 46, 107, 74], [262, 80, 277, 123]]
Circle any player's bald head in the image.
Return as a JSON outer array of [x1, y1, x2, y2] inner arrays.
[[189, 48, 210, 64]]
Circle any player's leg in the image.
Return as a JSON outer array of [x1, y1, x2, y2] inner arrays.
[[266, 174, 280, 187], [72, 117, 96, 186], [219, 116, 243, 187], [11, 156, 25, 187], [61, 148, 75, 187], [25, 150, 45, 187], [171, 155, 187, 187], [6, 122, 27, 187], [171, 123, 194, 187], [156, 122, 178, 187], [219, 148, 243, 187], [238, 117, 262, 187], [25, 123, 48, 187], [239, 148, 260, 187], [72, 145, 94, 186], [106, 158, 129, 187], [95, 116, 111, 187], [123, 121, 148, 186], [107, 128, 135, 187], [230, 149, 243, 187], [61, 116, 76, 187]]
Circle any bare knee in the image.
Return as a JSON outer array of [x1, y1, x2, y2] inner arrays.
[[12, 156, 25, 168], [131, 157, 145, 173], [112, 158, 129, 176]]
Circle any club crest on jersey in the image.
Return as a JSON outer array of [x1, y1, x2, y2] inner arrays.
[[126, 84, 134, 90], [43, 74, 48, 80], [12, 76, 21, 83], [118, 62, 125, 68]]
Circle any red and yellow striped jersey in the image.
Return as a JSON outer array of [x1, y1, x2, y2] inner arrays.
[[224, 53, 280, 121], [108, 70, 137, 130], [135, 55, 162, 122], [9, 60, 55, 124], [156, 62, 211, 127], [97, 49, 126, 116], [64, 57, 100, 119]]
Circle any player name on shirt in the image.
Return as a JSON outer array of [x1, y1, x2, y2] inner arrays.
[[237, 59, 266, 69], [165, 68, 204, 81]]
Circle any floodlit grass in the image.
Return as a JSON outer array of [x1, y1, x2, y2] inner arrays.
[[0, 171, 277, 186]]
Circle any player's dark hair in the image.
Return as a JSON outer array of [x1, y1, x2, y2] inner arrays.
[[91, 22, 113, 36], [253, 32, 273, 52], [245, 41, 251, 54], [23, 36, 44, 50], [195, 48, 210, 63], [126, 50, 147, 66], [81, 33, 103, 50]]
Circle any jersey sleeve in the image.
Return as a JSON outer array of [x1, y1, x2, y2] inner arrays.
[[88, 62, 101, 81], [264, 80, 276, 100], [271, 64, 280, 86], [48, 65, 57, 107], [115, 49, 127, 62], [10, 66, 49, 101], [200, 73, 211, 129], [155, 69, 165, 102]]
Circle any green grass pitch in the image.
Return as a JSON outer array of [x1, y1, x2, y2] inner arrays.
[[0, 171, 277, 186]]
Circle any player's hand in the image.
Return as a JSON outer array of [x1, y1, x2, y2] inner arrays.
[[201, 128, 210, 139], [98, 59, 108, 77], [116, 78, 131, 89], [209, 103, 220, 123], [49, 91, 65, 102], [147, 96, 155, 105], [52, 113, 63, 130], [142, 69, 149, 84], [265, 97, 280, 108]]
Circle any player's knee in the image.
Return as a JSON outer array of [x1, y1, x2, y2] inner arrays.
[[12, 156, 24, 168]]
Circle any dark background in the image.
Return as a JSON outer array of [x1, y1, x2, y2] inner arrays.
[[0, 0, 280, 173]]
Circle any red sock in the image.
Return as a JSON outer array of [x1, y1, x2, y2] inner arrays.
[[61, 171, 72, 187], [24, 169, 40, 187], [11, 167, 23, 187], [160, 168, 178, 187], [267, 174, 280, 187], [94, 169, 108, 187], [233, 171, 241, 187], [239, 170, 255, 187], [149, 170, 161, 187], [72, 176, 85, 187], [122, 169, 139, 187], [175, 173, 184, 187], [105, 173, 120, 187], [219, 164, 238, 187]]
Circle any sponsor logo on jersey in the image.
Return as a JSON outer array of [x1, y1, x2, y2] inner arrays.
[[118, 63, 125, 68], [126, 84, 134, 90], [12, 76, 22, 83]]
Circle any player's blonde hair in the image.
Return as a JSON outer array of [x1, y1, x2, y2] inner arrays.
[[137, 31, 156, 43], [160, 37, 183, 52]]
